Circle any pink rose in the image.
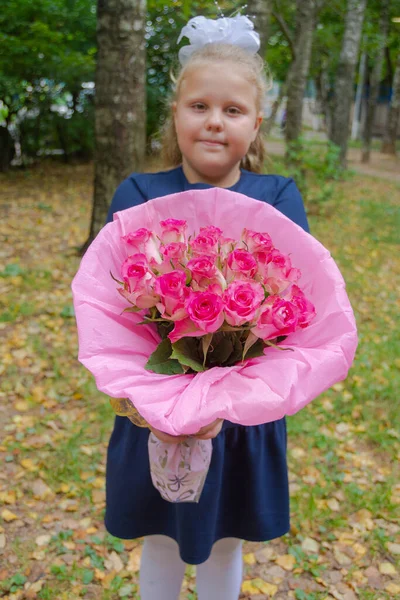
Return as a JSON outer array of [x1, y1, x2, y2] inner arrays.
[[223, 281, 265, 326], [118, 286, 159, 310], [260, 249, 301, 294], [251, 296, 299, 340], [286, 284, 316, 328], [219, 236, 237, 261], [226, 249, 258, 281], [168, 291, 225, 343], [122, 229, 161, 264], [157, 242, 188, 274], [187, 255, 226, 292], [120, 254, 158, 309], [154, 270, 189, 321], [160, 242, 187, 262], [199, 225, 223, 243], [189, 232, 219, 256], [159, 219, 187, 244], [186, 291, 225, 332], [242, 228, 273, 254], [121, 253, 150, 291]]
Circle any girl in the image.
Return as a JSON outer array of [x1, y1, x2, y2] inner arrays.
[[105, 17, 309, 600]]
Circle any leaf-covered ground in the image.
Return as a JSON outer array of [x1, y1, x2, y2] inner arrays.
[[0, 161, 399, 600]]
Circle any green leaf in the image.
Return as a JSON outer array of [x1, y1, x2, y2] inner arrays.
[[206, 332, 234, 366], [201, 333, 213, 366], [119, 584, 135, 598], [110, 271, 124, 285], [82, 569, 94, 584], [156, 320, 174, 340], [171, 338, 206, 372], [265, 339, 294, 352], [1, 263, 24, 277], [242, 331, 259, 360], [60, 304, 75, 318], [242, 339, 267, 360], [145, 338, 184, 374], [122, 306, 143, 313], [224, 333, 243, 366]]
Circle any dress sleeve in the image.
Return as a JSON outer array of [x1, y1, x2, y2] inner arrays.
[[273, 178, 310, 233], [106, 176, 147, 224]]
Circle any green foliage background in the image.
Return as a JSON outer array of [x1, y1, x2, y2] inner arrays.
[[1, 0, 399, 163]]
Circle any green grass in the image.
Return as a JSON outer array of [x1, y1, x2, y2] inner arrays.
[[1, 163, 399, 599]]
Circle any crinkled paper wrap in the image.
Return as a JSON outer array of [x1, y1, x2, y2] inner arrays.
[[72, 188, 357, 437]]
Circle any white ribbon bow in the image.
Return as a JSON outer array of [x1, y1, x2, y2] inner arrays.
[[178, 15, 260, 65]]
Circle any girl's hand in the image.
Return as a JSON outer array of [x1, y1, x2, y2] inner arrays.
[[193, 419, 224, 440], [148, 426, 188, 444], [148, 419, 224, 443]]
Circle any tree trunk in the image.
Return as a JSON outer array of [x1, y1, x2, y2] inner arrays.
[[81, 0, 146, 253], [0, 126, 15, 172], [361, 1, 389, 163], [247, 0, 272, 59], [264, 80, 286, 135], [381, 52, 400, 155], [351, 49, 367, 140], [285, 0, 317, 152], [316, 66, 332, 136], [329, 0, 367, 168]]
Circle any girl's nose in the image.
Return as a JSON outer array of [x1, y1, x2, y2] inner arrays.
[[205, 110, 223, 131]]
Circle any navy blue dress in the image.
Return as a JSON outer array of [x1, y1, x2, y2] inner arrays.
[[104, 166, 309, 565]]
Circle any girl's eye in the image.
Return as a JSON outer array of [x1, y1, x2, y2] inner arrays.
[[226, 107, 242, 115], [191, 103, 206, 111]]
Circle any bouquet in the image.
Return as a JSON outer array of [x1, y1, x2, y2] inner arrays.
[[115, 220, 316, 375], [72, 188, 357, 503]]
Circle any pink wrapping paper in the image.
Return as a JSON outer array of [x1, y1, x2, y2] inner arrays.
[[72, 188, 358, 436]]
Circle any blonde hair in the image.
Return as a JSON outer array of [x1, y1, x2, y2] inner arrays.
[[161, 43, 272, 173]]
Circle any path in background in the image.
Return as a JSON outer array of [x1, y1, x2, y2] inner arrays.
[[265, 131, 400, 183]]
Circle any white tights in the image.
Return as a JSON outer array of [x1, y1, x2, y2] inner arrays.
[[139, 535, 243, 600]]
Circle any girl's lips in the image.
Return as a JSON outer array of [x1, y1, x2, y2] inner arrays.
[[199, 140, 226, 147]]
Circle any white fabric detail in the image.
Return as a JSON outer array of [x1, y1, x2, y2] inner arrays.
[[178, 15, 260, 65]]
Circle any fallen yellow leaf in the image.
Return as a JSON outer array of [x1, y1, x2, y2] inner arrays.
[[379, 562, 397, 575], [127, 547, 142, 572], [35, 534, 51, 547], [90, 477, 105, 489], [327, 498, 340, 511], [20, 458, 38, 471], [0, 490, 17, 504], [385, 582, 400, 594], [275, 554, 295, 571], [353, 542, 367, 556], [94, 568, 105, 580], [241, 580, 261, 595], [1, 509, 18, 522], [252, 578, 278, 596], [14, 400, 30, 412], [387, 542, 400, 555], [243, 552, 256, 565]]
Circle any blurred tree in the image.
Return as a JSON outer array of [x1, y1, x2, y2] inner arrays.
[[329, 0, 367, 167], [247, 0, 273, 59], [82, 0, 147, 250], [381, 51, 400, 154], [361, 0, 390, 163], [0, 0, 97, 168], [284, 0, 319, 151]]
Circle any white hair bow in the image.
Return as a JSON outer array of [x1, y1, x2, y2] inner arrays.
[[178, 15, 260, 65]]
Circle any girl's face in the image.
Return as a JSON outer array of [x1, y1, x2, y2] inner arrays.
[[173, 62, 263, 188]]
